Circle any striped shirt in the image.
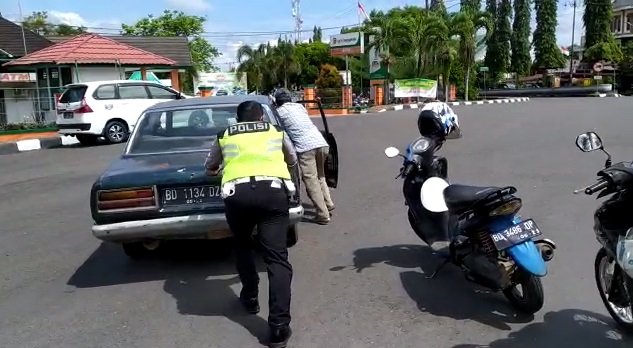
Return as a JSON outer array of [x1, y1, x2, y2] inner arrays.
[[276, 102, 329, 153]]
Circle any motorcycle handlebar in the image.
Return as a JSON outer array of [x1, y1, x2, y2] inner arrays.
[[584, 179, 609, 195], [403, 162, 415, 176]]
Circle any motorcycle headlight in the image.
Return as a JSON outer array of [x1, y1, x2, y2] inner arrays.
[[617, 227, 633, 278], [411, 138, 431, 153]]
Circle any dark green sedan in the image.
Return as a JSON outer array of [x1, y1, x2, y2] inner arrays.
[[90, 95, 338, 259]]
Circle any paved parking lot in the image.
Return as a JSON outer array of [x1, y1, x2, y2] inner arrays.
[[1, 98, 632, 348]]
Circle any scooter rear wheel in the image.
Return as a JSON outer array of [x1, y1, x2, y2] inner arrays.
[[503, 269, 544, 314]]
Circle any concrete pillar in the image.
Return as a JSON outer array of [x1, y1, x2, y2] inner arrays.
[[342, 85, 352, 108], [170, 69, 180, 91], [302, 85, 315, 108], [374, 85, 384, 106]]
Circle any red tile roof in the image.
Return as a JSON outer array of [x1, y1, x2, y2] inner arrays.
[[3, 33, 176, 67]]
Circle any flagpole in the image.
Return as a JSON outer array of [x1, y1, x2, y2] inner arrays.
[[17, 0, 27, 55], [358, 2, 363, 97]]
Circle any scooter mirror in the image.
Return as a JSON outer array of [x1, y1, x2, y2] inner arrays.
[[575, 132, 603, 152], [384, 147, 400, 158]]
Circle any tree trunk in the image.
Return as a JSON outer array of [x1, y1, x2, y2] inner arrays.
[[384, 63, 390, 105], [444, 71, 450, 102], [464, 64, 471, 101], [284, 62, 288, 88]]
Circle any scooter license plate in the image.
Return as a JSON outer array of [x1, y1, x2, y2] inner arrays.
[[490, 219, 542, 250]]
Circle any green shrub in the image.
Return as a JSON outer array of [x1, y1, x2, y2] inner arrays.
[[0, 122, 57, 132]]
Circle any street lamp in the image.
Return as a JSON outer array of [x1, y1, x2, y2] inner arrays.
[[567, 0, 577, 86]]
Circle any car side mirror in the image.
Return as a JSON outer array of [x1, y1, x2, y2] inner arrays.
[[575, 131, 603, 152]]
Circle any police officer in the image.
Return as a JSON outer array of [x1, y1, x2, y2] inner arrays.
[[205, 100, 297, 348]]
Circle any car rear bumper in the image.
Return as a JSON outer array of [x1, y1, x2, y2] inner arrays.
[[92, 205, 304, 242]]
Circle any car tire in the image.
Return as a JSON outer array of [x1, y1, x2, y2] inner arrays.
[[287, 225, 298, 248], [121, 240, 161, 260], [104, 120, 128, 144], [76, 134, 98, 146]]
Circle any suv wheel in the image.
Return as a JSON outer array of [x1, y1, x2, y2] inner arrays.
[[104, 121, 128, 144]]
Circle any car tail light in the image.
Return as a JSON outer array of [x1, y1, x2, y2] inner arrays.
[[97, 187, 157, 212], [75, 98, 93, 114]]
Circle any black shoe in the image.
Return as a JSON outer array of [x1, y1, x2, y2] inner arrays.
[[268, 325, 292, 348], [239, 296, 260, 314]]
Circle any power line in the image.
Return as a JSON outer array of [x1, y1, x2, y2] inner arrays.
[[9, 19, 354, 37]]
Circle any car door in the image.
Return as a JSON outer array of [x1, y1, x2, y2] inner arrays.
[[116, 83, 153, 129], [295, 99, 338, 188], [146, 84, 180, 104]]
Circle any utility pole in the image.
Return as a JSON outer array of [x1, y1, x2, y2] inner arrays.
[[568, 0, 577, 86], [291, 0, 303, 42]]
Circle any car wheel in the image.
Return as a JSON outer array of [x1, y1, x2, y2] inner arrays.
[[104, 121, 128, 144], [287, 225, 298, 248], [121, 240, 161, 259], [76, 134, 98, 146]]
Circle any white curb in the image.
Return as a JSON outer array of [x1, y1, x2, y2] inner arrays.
[[16, 139, 42, 152], [369, 97, 531, 113]]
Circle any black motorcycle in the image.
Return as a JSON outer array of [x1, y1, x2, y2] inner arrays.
[[574, 131, 633, 331], [385, 134, 556, 314]]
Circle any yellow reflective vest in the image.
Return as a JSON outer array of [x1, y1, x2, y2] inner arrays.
[[217, 121, 291, 185]]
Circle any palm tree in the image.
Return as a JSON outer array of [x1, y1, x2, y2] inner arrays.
[[365, 16, 405, 104], [449, 9, 493, 101], [422, 14, 458, 101], [272, 40, 299, 89], [401, 10, 431, 77], [236, 44, 269, 93]]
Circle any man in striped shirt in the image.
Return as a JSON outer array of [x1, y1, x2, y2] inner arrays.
[[274, 89, 335, 224]]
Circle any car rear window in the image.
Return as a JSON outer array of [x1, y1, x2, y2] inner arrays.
[[128, 104, 252, 154], [59, 85, 87, 103]]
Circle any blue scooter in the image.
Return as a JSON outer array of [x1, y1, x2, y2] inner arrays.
[[384, 135, 556, 314]]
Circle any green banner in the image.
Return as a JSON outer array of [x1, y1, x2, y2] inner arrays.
[[394, 78, 438, 98]]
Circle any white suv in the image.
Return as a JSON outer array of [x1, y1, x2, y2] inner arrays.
[[56, 80, 190, 146]]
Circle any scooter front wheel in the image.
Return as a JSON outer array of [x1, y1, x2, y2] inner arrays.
[[408, 209, 429, 244], [503, 269, 544, 314], [595, 247, 633, 332]]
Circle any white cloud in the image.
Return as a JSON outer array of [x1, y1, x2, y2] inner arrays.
[[48, 11, 88, 27], [165, 0, 212, 12], [215, 38, 282, 72], [47, 10, 121, 32]]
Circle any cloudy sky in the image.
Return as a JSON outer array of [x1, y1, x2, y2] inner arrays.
[[2, 0, 583, 71]]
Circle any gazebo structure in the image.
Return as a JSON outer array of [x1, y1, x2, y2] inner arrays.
[[2, 33, 177, 122]]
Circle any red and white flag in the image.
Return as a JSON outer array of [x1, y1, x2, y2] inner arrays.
[[358, 1, 371, 21]]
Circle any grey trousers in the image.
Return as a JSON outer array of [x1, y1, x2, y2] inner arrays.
[[297, 147, 334, 220]]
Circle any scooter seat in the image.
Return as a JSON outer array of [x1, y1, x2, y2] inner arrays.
[[443, 184, 503, 214]]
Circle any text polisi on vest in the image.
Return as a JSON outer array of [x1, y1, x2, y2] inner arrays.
[[228, 122, 270, 136]]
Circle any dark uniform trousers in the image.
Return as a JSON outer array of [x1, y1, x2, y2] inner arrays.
[[224, 177, 292, 327]]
